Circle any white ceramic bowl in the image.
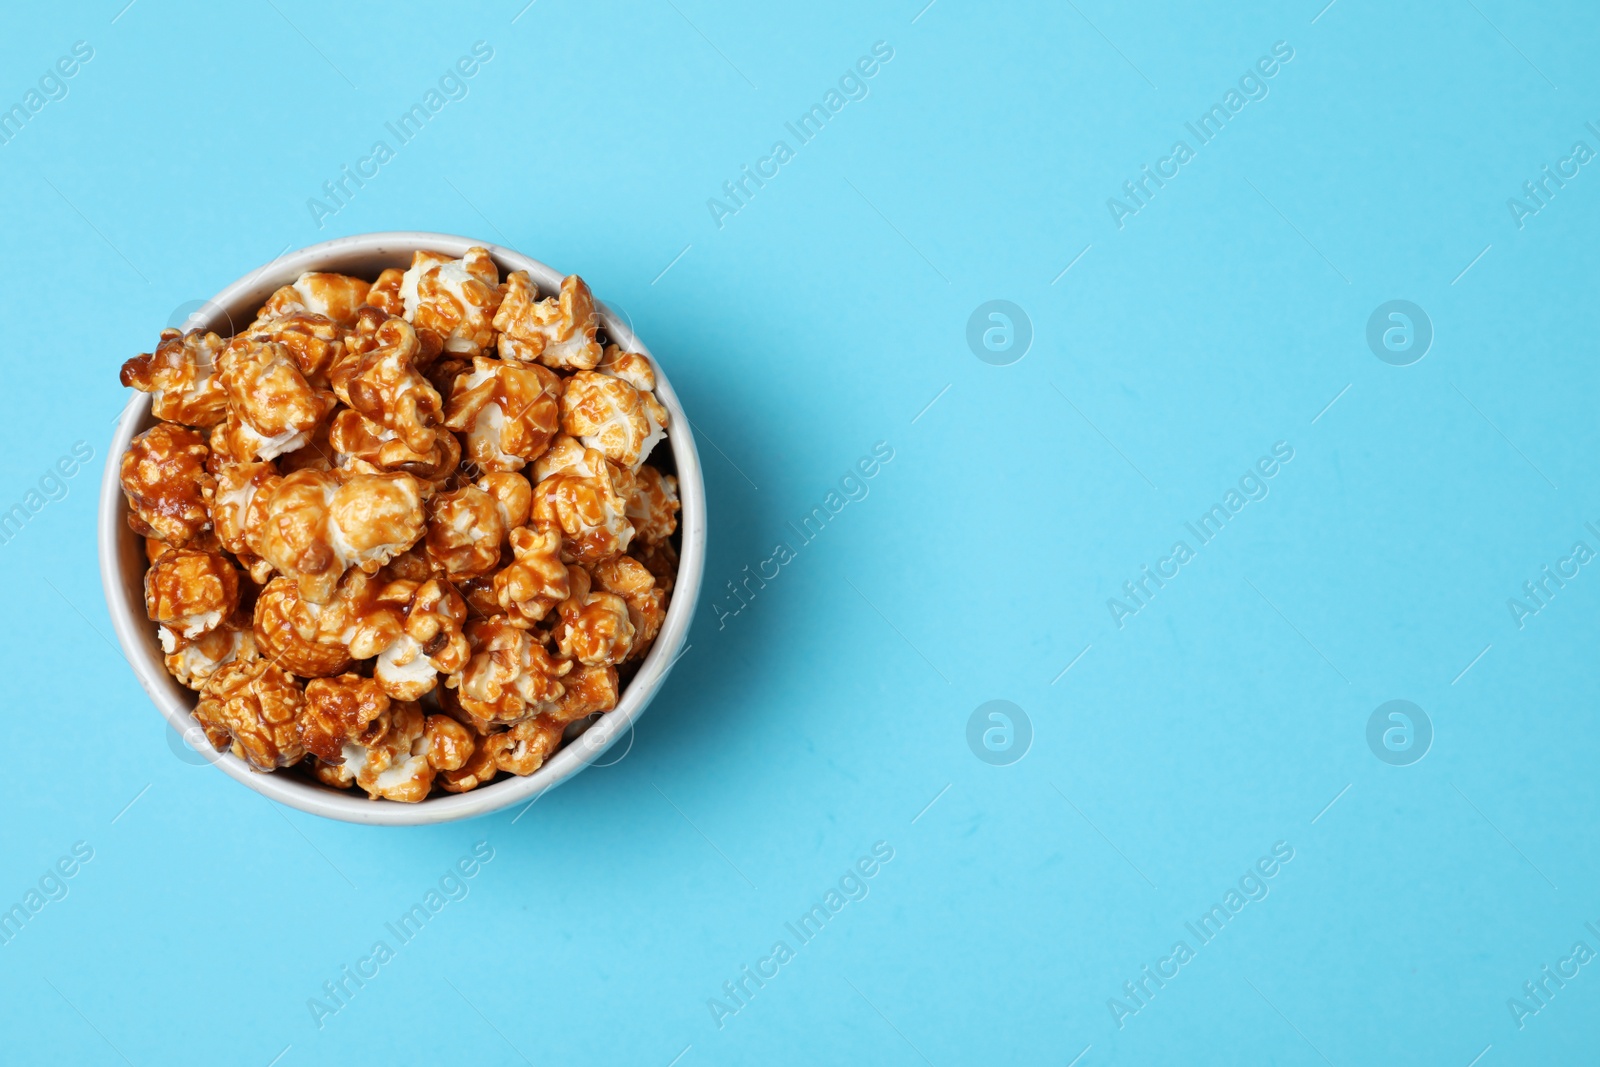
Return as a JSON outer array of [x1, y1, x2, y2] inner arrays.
[[98, 232, 704, 825]]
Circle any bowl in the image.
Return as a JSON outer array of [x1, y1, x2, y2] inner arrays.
[[97, 232, 705, 825]]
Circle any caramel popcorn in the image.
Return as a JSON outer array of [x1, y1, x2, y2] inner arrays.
[[192, 658, 307, 770], [328, 316, 443, 455], [146, 547, 240, 640], [559, 370, 667, 471], [121, 329, 229, 428], [119, 251, 681, 802], [592, 554, 665, 659], [446, 616, 571, 730], [442, 356, 562, 473], [552, 663, 619, 723], [164, 625, 256, 690], [219, 337, 336, 460], [399, 248, 502, 356], [252, 577, 355, 678], [238, 313, 347, 385], [551, 566, 636, 667], [259, 272, 372, 326], [484, 716, 565, 776], [628, 464, 680, 546], [493, 525, 568, 625], [530, 461, 634, 565], [300, 674, 389, 763], [424, 485, 506, 578], [121, 422, 216, 543], [252, 469, 426, 604], [493, 272, 602, 371]]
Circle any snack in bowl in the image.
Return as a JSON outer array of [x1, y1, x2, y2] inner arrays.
[[115, 247, 682, 804]]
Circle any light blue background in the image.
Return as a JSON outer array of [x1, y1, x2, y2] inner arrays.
[[2, 1, 1597, 1064]]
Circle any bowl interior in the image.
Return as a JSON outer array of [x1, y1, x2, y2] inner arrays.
[[99, 232, 704, 825]]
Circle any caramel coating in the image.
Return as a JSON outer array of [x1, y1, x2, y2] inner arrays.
[[446, 616, 571, 730], [494, 526, 568, 625], [146, 548, 240, 641], [443, 356, 561, 473], [237, 313, 346, 385], [330, 316, 442, 455], [164, 625, 256, 691], [300, 674, 389, 764], [260, 272, 372, 326], [401, 247, 502, 357], [253, 468, 426, 604], [592, 554, 665, 659], [560, 370, 667, 471], [551, 566, 635, 667], [121, 422, 216, 544], [530, 465, 634, 566], [328, 408, 460, 482], [345, 701, 435, 802], [366, 268, 406, 317], [492, 272, 601, 371], [121, 329, 229, 428], [484, 715, 565, 776], [424, 485, 506, 579], [628, 465, 680, 546], [252, 577, 355, 678], [551, 664, 619, 723], [219, 337, 336, 460], [193, 658, 307, 770], [596, 344, 655, 392], [435, 734, 499, 793]]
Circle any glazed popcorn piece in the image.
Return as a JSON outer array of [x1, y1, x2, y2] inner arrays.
[[121, 329, 229, 428], [193, 658, 307, 771], [447, 616, 571, 730], [259, 272, 372, 326], [493, 272, 602, 371], [424, 485, 507, 579], [209, 459, 279, 583], [559, 370, 667, 471], [436, 734, 499, 794], [252, 469, 427, 604], [424, 713, 477, 772], [252, 577, 355, 678], [237, 313, 346, 385], [484, 715, 565, 776], [300, 674, 389, 764], [398, 247, 502, 356], [343, 700, 435, 802], [146, 547, 240, 641], [121, 422, 216, 543], [592, 554, 665, 659], [551, 663, 619, 723], [164, 625, 256, 691], [477, 471, 532, 530], [442, 356, 562, 473], [551, 566, 635, 667], [494, 525, 569, 625], [328, 407, 461, 482], [370, 577, 471, 701], [596, 344, 655, 392], [627, 465, 679, 546], [329, 316, 443, 455], [366, 268, 406, 318], [219, 337, 336, 460], [119, 247, 681, 801], [531, 461, 634, 565]]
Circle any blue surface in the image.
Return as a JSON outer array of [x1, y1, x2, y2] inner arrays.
[[2, 1, 1597, 1064]]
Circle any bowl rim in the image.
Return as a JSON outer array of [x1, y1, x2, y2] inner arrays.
[[97, 231, 705, 826]]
